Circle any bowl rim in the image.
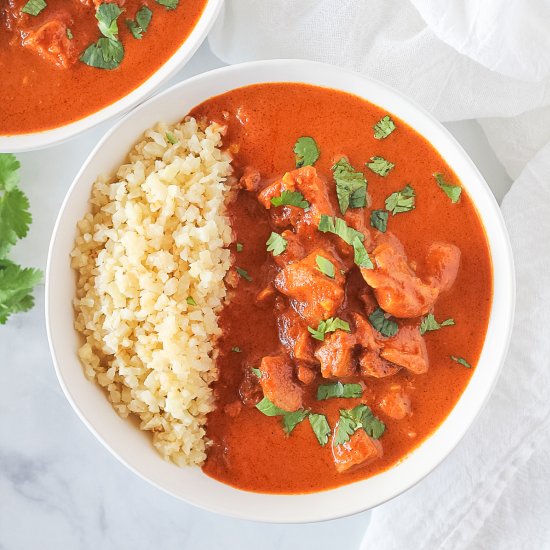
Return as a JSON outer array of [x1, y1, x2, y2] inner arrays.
[[0, 0, 223, 153], [46, 59, 516, 523]]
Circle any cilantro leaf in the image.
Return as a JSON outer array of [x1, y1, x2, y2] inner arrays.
[[308, 413, 331, 446], [186, 296, 196, 306], [256, 397, 287, 416], [80, 37, 124, 70], [126, 5, 152, 39], [236, 242, 243, 252], [317, 382, 363, 400], [0, 261, 43, 325], [96, 3, 123, 40], [251, 367, 261, 378], [318, 214, 364, 246], [385, 184, 415, 215], [367, 156, 394, 177], [236, 267, 252, 281], [266, 232, 287, 256], [308, 317, 350, 341], [315, 255, 335, 278], [334, 404, 385, 446], [0, 154, 21, 192], [270, 190, 309, 209], [370, 209, 388, 233], [66, 28, 74, 40], [21, 0, 46, 16], [352, 236, 373, 269], [332, 158, 367, 214], [156, 0, 179, 9], [368, 307, 398, 337], [293, 137, 320, 168], [420, 313, 455, 335], [434, 173, 462, 204], [283, 409, 309, 435], [373, 115, 396, 139], [165, 131, 177, 144], [451, 355, 472, 369], [0, 188, 32, 258]]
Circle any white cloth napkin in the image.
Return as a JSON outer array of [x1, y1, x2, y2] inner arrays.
[[208, 2, 550, 547]]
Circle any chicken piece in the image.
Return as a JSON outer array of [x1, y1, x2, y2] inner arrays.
[[278, 308, 317, 364], [275, 249, 345, 325], [380, 326, 429, 374], [425, 242, 461, 292], [359, 350, 401, 378], [273, 230, 306, 268], [352, 312, 379, 350], [296, 363, 316, 385], [259, 356, 303, 412], [257, 166, 335, 225], [239, 368, 263, 407], [332, 427, 383, 473], [21, 17, 77, 68], [315, 330, 357, 378], [361, 233, 439, 318], [378, 389, 411, 420], [239, 167, 261, 193]]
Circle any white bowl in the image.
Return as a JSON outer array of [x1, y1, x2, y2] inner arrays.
[[46, 60, 515, 523], [0, 0, 223, 153]]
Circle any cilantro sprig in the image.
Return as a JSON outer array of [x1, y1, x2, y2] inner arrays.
[[334, 404, 385, 446], [293, 137, 320, 168], [0, 154, 42, 325], [266, 232, 287, 256], [332, 158, 367, 215]]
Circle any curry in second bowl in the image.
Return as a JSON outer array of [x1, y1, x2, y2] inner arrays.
[[1, 0, 207, 135], [71, 82, 492, 494]]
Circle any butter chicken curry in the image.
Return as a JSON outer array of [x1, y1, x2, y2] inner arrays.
[[0, 0, 207, 135], [204, 84, 492, 493]]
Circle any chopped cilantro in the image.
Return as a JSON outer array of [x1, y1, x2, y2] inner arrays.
[[266, 232, 287, 256], [66, 28, 74, 40], [126, 5, 153, 39], [332, 158, 367, 215], [231, 347, 242, 353], [352, 236, 373, 269], [308, 317, 350, 341], [165, 131, 177, 144], [251, 367, 261, 378], [318, 214, 364, 246], [236, 267, 252, 281], [317, 382, 363, 400], [434, 173, 462, 204], [451, 355, 472, 368], [370, 209, 388, 232], [385, 184, 415, 215], [308, 413, 331, 446], [156, 0, 179, 9], [293, 137, 320, 168], [236, 242, 244, 252], [186, 296, 196, 306], [270, 190, 309, 209], [367, 156, 394, 177], [21, 0, 46, 16], [283, 409, 309, 435], [334, 404, 385, 446], [373, 115, 396, 139], [315, 255, 335, 278], [96, 3, 123, 40], [368, 307, 398, 337], [256, 397, 287, 416], [420, 313, 455, 335]]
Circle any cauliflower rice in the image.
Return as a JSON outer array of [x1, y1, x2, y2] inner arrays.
[[71, 118, 233, 466]]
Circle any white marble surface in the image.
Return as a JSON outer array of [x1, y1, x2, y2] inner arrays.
[[0, 42, 512, 550]]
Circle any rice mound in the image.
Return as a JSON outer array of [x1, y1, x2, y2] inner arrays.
[[71, 118, 233, 466]]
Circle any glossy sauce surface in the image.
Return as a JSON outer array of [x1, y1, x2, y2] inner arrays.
[[0, 0, 207, 135], [190, 83, 493, 493]]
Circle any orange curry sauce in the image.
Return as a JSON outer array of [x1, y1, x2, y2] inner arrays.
[[0, 0, 207, 135], [190, 83, 493, 494]]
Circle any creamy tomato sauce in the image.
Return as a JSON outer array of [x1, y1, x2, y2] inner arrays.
[[190, 83, 493, 494], [0, 0, 207, 135]]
